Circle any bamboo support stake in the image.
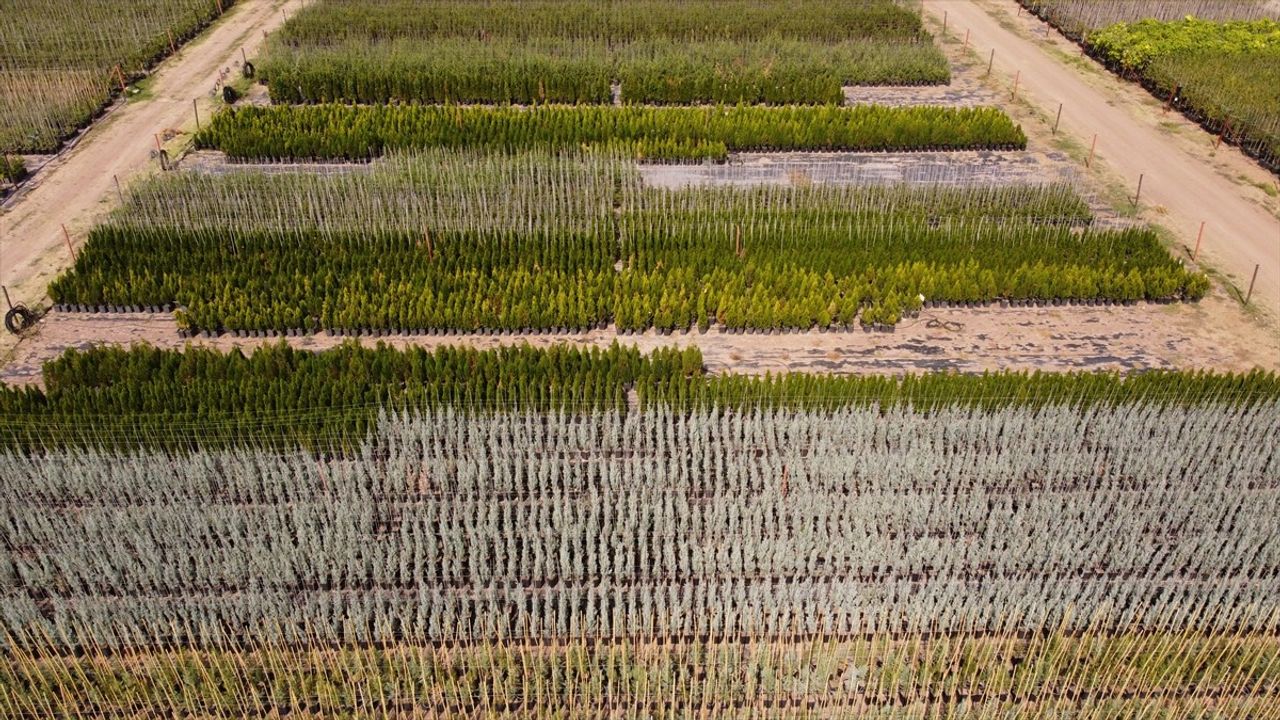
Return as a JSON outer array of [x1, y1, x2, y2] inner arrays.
[[1245, 264, 1260, 305], [62, 224, 77, 262], [1086, 134, 1097, 167], [1215, 118, 1232, 149], [1133, 173, 1143, 207], [942, 11, 947, 35], [986, 49, 995, 77], [1010, 71, 1020, 101], [113, 174, 123, 205], [193, 99, 200, 130], [1193, 221, 1205, 261], [167, 29, 176, 54]]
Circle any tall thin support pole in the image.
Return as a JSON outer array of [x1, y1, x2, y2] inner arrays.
[[62, 224, 77, 262]]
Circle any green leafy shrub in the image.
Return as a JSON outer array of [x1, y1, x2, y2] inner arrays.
[[1, 154, 26, 184]]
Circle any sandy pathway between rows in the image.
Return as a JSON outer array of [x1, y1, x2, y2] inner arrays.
[[926, 0, 1280, 319], [0, 0, 288, 318], [5, 298, 1276, 388]]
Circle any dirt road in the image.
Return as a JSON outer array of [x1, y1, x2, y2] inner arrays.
[[0, 0, 288, 315], [925, 0, 1280, 320], [5, 298, 1276, 387]]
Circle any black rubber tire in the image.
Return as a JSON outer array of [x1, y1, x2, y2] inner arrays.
[[4, 305, 36, 334], [242, 61, 256, 79], [222, 85, 240, 104]]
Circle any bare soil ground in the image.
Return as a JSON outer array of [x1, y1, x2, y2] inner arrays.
[[925, 0, 1280, 322], [843, 59, 997, 107], [641, 149, 1079, 188], [0, 0, 289, 345], [6, 295, 1275, 388]]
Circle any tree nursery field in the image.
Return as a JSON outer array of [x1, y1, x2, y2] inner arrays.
[[1019, 0, 1280, 173], [1, 0, 1278, 717], [0, 0, 237, 156]]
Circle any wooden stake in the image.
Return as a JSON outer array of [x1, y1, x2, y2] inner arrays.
[[986, 49, 995, 77], [1193, 221, 1205, 261], [113, 174, 124, 205], [1133, 173, 1144, 207], [1086, 134, 1097, 167], [193, 99, 201, 130], [1245, 264, 1260, 305], [154, 134, 163, 153], [167, 29, 176, 54], [963, 29, 970, 48], [942, 10, 947, 35], [1010, 71, 1020, 101], [114, 65, 127, 93], [241, 48, 247, 65], [1053, 103, 1063, 134], [62, 224, 77, 262]]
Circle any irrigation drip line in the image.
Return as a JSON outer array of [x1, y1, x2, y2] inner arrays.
[[3, 683, 1279, 720], [4, 386, 1277, 424], [22, 564, 1279, 603]]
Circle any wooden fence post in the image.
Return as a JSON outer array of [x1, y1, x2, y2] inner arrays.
[[986, 49, 995, 77], [1245, 264, 1260, 305], [1192, 221, 1204, 261], [1086, 134, 1097, 167], [1133, 174, 1143, 207], [1010, 71, 1020, 101], [1053, 103, 1063, 134]]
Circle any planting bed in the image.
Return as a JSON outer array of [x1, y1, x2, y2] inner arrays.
[[46, 149, 1208, 335], [3, 299, 1278, 390], [195, 104, 1028, 161], [1019, 2, 1280, 173], [0, 343, 1278, 715], [0, 0, 237, 154], [259, 0, 949, 106]]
